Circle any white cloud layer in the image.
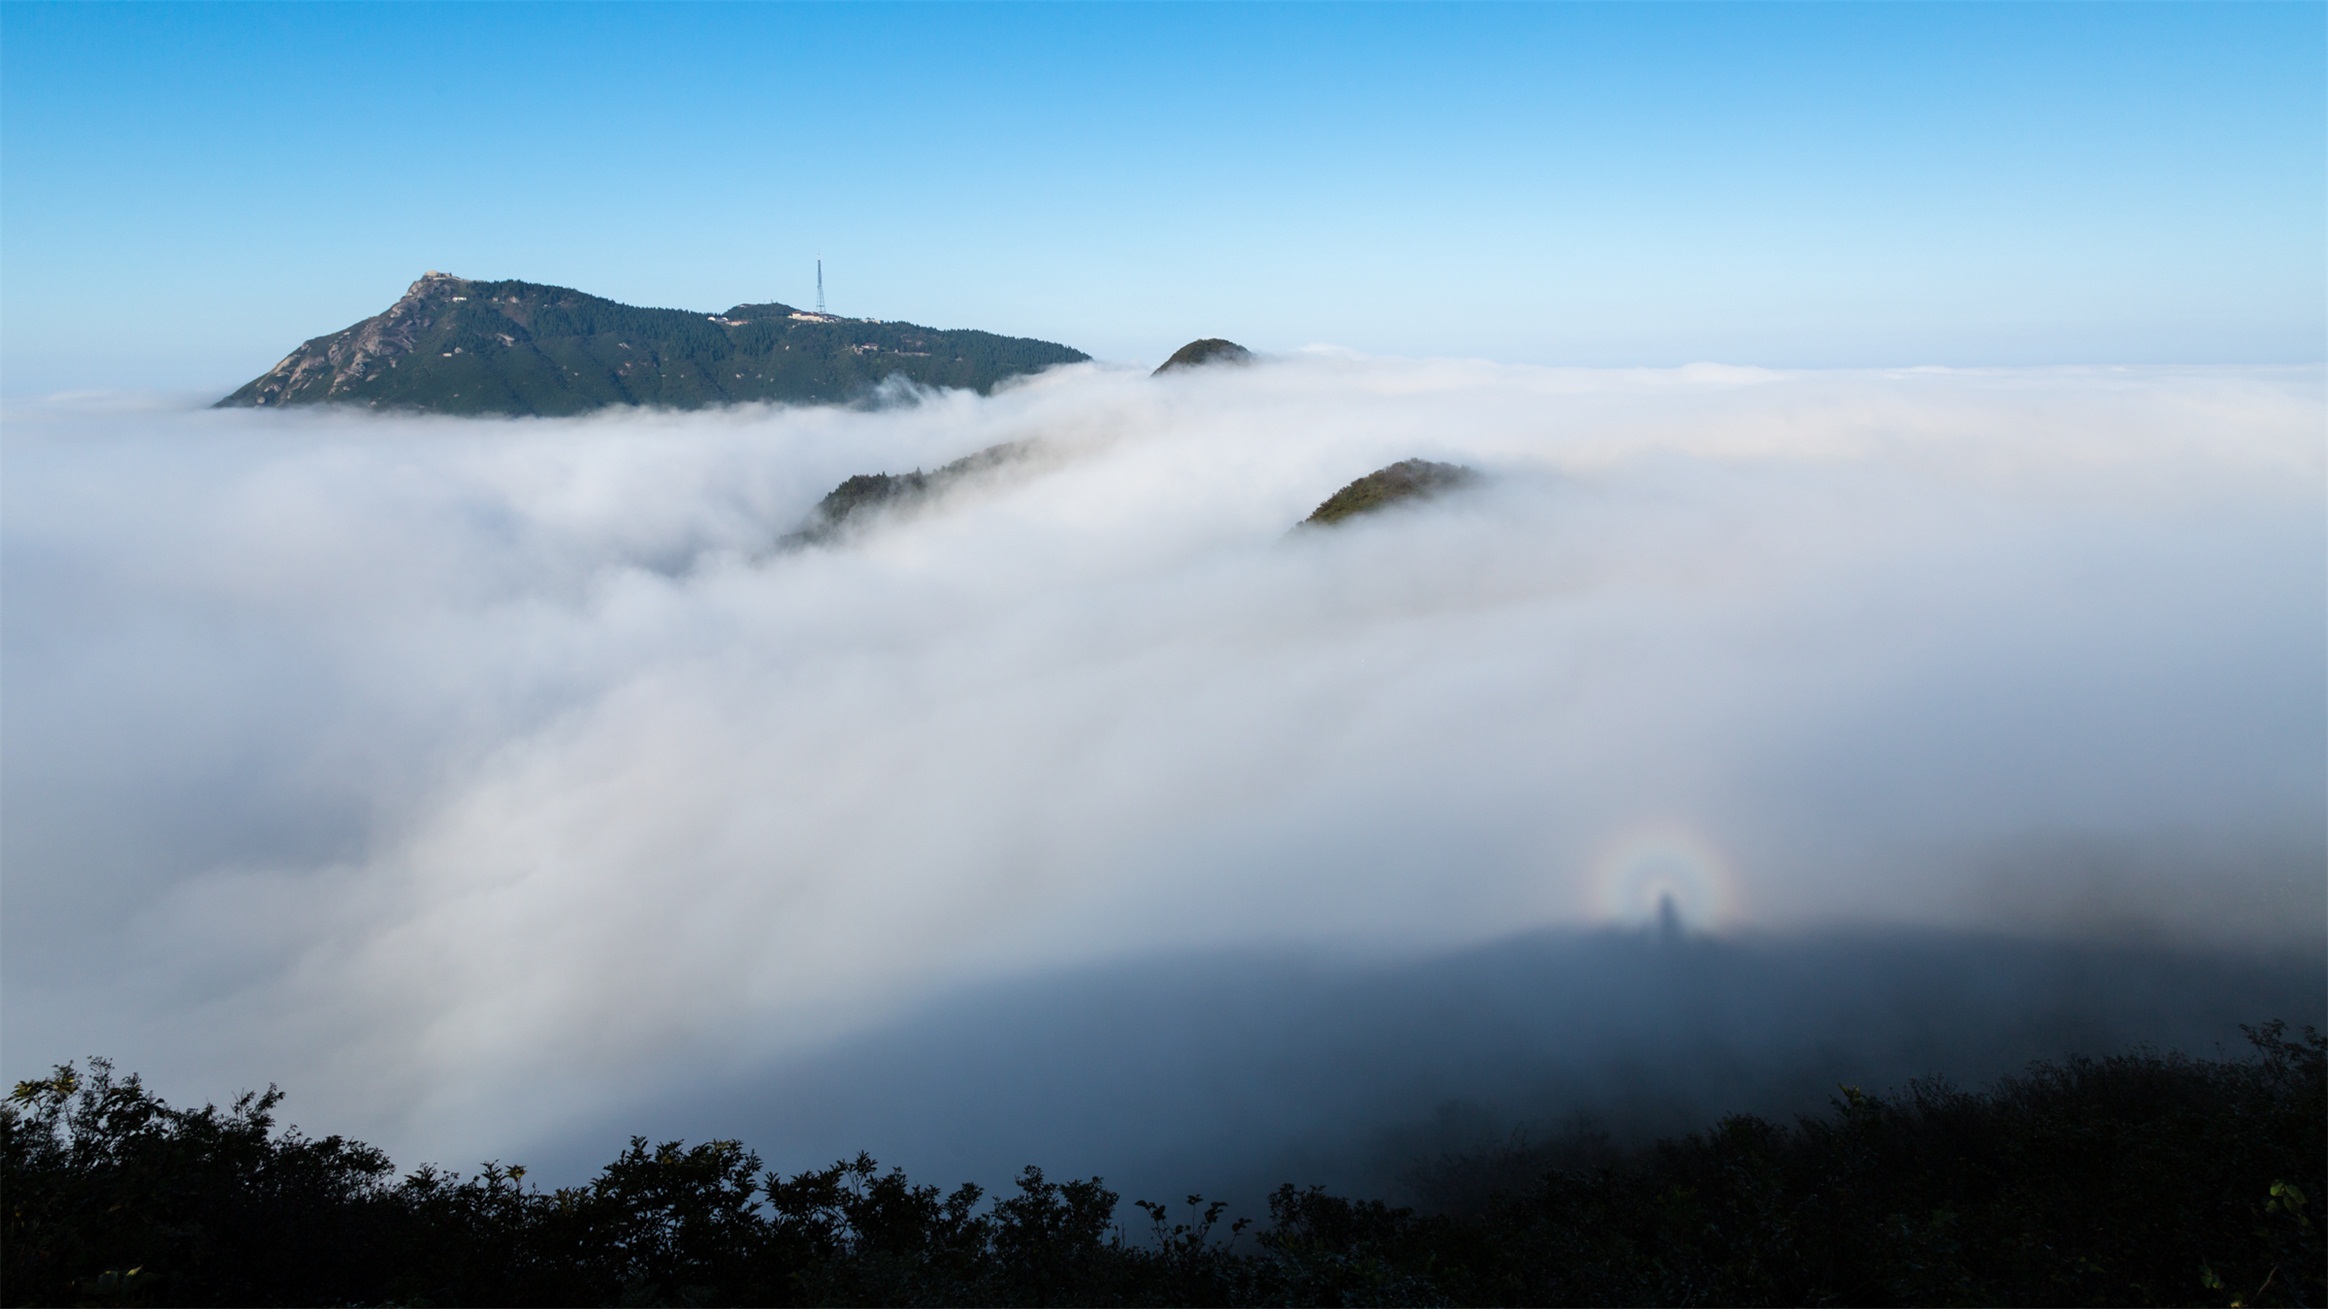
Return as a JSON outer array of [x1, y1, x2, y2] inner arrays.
[[4, 357, 2321, 1170]]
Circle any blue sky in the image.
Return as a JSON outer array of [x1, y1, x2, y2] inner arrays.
[[3, 2, 2321, 392]]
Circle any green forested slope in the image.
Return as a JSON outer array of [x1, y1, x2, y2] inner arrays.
[[218, 273, 1088, 416], [783, 441, 1033, 548], [1299, 459, 1480, 527]]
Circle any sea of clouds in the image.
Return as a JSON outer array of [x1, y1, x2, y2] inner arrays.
[[4, 355, 2321, 1192]]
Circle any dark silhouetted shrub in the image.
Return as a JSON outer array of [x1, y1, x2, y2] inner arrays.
[[6, 1025, 2318, 1306]]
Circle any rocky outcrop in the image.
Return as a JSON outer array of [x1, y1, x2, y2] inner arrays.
[[229, 272, 468, 407]]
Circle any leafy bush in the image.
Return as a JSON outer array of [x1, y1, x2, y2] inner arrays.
[[5, 1026, 2318, 1306]]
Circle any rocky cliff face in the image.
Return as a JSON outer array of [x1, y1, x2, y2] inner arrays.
[[232, 272, 469, 406]]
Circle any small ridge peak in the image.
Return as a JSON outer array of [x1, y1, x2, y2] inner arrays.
[[1153, 338, 1253, 375]]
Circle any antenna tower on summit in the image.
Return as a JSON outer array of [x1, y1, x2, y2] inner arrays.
[[816, 257, 825, 314]]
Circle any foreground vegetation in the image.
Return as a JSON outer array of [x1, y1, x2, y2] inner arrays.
[[4, 1025, 2318, 1307]]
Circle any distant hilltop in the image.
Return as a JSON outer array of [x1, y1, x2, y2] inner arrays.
[[218, 272, 1090, 416], [1152, 337, 1252, 375], [1299, 459, 1480, 527]]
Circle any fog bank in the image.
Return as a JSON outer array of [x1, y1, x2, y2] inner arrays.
[[3, 357, 2320, 1177]]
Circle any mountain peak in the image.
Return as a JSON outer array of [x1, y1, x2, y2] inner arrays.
[[218, 276, 1088, 416]]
